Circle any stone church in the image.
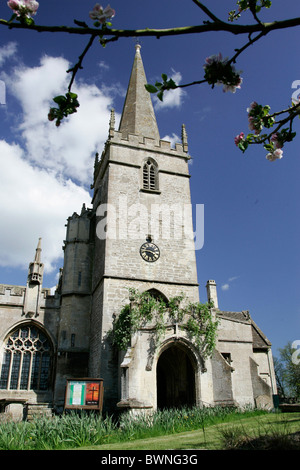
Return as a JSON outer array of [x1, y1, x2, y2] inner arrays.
[[0, 45, 277, 419]]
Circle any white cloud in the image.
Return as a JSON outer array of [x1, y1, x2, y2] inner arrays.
[[0, 42, 18, 67], [154, 70, 185, 110], [98, 60, 110, 71], [6, 55, 116, 184], [0, 140, 91, 273], [0, 53, 120, 275], [221, 284, 230, 291], [221, 276, 240, 291], [161, 133, 181, 148]]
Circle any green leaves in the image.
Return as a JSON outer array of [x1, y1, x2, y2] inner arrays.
[[229, 0, 272, 21], [93, 20, 112, 28], [48, 91, 80, 127], [276, 128, 296, 144], [204, 59, 238, 88], [236, 101, 298, 159], [110, 289, 218, 359], [52, 91, 78, 106], [203, 53, 242, 93], [144, 84, 159, 94], [237, 137, 250, 153], [7, 12, 35, 26], [186, 301, 219, 358], [252, 104, 275, 130], [145, 73, 177, 101]]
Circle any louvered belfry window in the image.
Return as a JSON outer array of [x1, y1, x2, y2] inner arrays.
[[143, 159, 158, 190]]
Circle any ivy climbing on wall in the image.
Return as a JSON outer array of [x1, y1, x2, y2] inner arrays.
[[110, 289, 219, 359]]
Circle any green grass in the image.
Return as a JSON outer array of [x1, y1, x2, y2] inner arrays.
[[80, 412, 300, 450], [0, 406, 299, 450]]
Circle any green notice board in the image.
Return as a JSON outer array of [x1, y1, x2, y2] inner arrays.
[[64, 378, 104, 411]]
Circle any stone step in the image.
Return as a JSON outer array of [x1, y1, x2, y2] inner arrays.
[[26, 403, 53, 421]]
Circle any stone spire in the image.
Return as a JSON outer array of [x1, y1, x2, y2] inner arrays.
[[181, 124, 188, 153], [109, 108, 115, 138], [28, 237, 44, 285], [34, 237, 42, 264], [24, 238, 44, 317], [118, 44, 160, 142]]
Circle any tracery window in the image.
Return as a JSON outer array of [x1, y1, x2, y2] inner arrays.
[[0, 325, 52, 391], [143, 159, 158, 190]]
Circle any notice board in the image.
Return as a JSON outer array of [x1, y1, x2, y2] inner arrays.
[[64, 378, 104, 411]]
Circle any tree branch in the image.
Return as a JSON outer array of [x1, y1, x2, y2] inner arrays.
[[67, 33, 97, 92], [248, 0, 265, 27], [190, 0, 223, 23], [229, 30, 266, 65], [2, 6, 298, 155], [1, 16, 300, 38], [177, 79, 207, 89]]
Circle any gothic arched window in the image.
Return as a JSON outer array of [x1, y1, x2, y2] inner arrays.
[[142, 159, 158, 191], [0, 324, 53, 391], [146, 288, 168, 304]]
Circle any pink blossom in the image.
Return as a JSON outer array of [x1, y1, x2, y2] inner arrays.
[[234, 132, 245, 146], [247, 101, 258, 113], [203, 53, 242, 93], [223, 76, 243, 93], [248, 115, 261, 134], [25, 0, 38, 12], [7, 0, 19, 11], [89, 4, 115, 23], [274, 148, 283, 158], [248, 116, 255, 131], [7, 0, 39, 16], [204, 52, 223, 66], [270, 133, 282, 149], [266, 148, 283, 162]]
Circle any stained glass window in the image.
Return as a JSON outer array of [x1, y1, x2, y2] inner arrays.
[[0, 325, 52, 391]]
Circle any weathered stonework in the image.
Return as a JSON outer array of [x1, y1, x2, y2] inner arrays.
[[0, 45, 277, 420]]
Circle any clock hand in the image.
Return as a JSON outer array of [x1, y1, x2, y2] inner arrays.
[[144, 250, 154, 257]]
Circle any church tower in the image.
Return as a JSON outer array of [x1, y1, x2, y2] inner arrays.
[[0, 45, 277, 419], [89, 44, 200, 412]]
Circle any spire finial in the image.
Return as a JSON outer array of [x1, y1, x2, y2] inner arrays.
[[34, 237, 42, 263], [109, 108, 115, 138], [135, 41, 141, 54], [181, 124, 188, 153], [28, 238, 44, 285]]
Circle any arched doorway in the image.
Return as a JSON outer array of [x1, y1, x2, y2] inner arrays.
[[156, 343, 196, 409]]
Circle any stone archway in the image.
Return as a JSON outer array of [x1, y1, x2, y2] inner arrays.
[[156, 342, 196, 409]]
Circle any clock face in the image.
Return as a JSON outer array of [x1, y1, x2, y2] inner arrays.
[[140, 242, 160, 262]]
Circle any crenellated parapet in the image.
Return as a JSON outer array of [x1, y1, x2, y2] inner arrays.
[[109, 129, 190, 155], [93, 125, 191, 192]]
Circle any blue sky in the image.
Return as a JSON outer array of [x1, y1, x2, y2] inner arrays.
[[0, 0, 299, 358]]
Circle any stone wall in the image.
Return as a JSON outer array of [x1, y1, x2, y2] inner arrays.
[[0, 284, 60, 408]]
